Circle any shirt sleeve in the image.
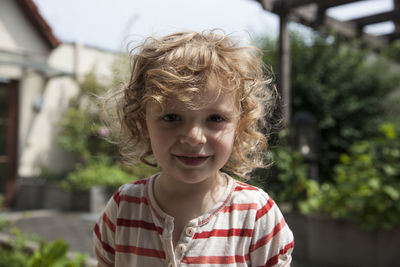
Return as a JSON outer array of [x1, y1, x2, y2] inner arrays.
[[249, 193, 294, 267], [93, 187, 121, 267]]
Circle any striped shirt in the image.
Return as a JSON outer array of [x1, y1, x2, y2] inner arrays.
[[93, 173, 294, 266]]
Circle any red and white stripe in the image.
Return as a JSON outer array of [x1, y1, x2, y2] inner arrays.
[[93, 174, 294, 266]]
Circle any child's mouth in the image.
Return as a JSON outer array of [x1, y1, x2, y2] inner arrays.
[[175, 155, 209, 166]]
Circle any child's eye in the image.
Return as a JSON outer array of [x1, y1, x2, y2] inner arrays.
[[161, 114, 180, 122], [208, 114, 225, 123]]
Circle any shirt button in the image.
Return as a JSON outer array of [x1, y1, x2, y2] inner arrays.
[[185, 227, 195, 237], [178, 244, 186, 253]]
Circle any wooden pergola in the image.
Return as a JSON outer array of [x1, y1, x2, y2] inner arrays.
[[256, 0, 400, 125]]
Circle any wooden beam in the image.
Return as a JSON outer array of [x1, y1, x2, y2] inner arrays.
[[278, 11, 292, 126], [285, 0, 365, 10], [395, 0, 400, 31], [259, 0, 388, 49], [348, 11, 400, 27], [4, 80, 18, 208], [285, 0, 316, 9], [316, 0, 365, 9], [381, 31, 400, 41]]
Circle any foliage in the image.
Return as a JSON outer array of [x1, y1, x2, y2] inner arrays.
[[0, 197, 7, 231], [62, 156, 155, 191], [28, 239, 86, 267], [0, 248, 27, 267], [251, 130, 318, 209], [256, 33, 400, 229], [0, 217, 8, 232], [299, 123, 400, 230], [56, 97, 115, 164], [55, 69, 156, 189], [261, 32, 400, 182], [382, 40, 400, 63], [0, 228, 86, 267], [78, 71, 108, 96], [271, 145, 319, 207]]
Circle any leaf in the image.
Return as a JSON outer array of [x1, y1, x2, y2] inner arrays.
[[379, 123, 397, 139], [368, 178, 380, 190], [383, 185, 400, 200], [339, 154, 350, 164], [383, 165, 397, 176]]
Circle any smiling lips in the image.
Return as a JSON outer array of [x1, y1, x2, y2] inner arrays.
[[175, 154, 210, 166]]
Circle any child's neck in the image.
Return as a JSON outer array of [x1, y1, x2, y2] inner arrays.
[[153, 172, 228, 220], [155, 172, 227, 200], [153, 172, 228, 248]]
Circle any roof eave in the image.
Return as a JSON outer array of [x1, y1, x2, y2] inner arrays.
[[15, 0, 61, 49]]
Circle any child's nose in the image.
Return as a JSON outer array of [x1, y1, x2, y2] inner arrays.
[[179, 123, 206, 146]]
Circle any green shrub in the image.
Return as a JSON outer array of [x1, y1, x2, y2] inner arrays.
[[251, 130, 318, 207], [0, 249, 27, 267], [299, 123, 400, 230], [62, 156, 156, 191], [56, 70, 120, 166], [253, 29, 400, 231], [383, 39, 400, 62], [56, 102, 115, 164], [0, 229, 86, 267], [28, 239, 86, 267], [54, 70, 157, 189], [262, 32, 400, 182]]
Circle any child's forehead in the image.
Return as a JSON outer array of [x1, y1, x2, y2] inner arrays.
[[148, 74, 237, 104], [147, 88, 238, 114]]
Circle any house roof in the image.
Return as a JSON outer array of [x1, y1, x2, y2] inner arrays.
[[15, 0, 60, 49]]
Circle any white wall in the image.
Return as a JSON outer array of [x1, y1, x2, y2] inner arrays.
[[18, 43, 124, 176], [0, 0, 50, 177], [0, 0, 124, 177], [0, 0, 49, 54], [18, 76, 80, 176]]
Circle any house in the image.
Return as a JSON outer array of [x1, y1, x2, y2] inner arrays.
[[0, 0, 121, 207]]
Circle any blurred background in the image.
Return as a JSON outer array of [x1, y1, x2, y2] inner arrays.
[[0, 0, 399, 266]]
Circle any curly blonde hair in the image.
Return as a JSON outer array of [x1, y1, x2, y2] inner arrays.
[[105, 30, 278, 180]]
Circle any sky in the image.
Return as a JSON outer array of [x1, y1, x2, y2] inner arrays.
[[33, 0, 394, 52]]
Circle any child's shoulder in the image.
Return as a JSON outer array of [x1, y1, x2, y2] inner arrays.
[[229, 179, 285, 222], [112, 177, 151, 206], [231, 179, 271, 205], [117, 177, 149, 194], [233, 180, 268, 195], [103, 177, 152, 219]]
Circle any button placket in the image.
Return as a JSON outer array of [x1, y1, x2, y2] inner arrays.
[[161, 217, 176, 267], [185, 226, 195, 237], [178, 243, 186, 254]]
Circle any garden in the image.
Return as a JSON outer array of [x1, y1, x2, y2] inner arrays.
[[257, 32, 400, 231], [251, 32, 400, 266], [2, 31, 400, 266]]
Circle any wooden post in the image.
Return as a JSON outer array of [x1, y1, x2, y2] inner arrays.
[[277, 3, 292, 127], [4, 80, 18, 207], [395, 0, 400, 31]]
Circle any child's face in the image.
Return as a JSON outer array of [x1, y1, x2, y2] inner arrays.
[[145, 82, 239, 185]]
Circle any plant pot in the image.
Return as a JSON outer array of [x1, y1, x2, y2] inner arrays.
[[14, 177, 47, 210], [43, 183, 72, 210], [285, 212, 400, 267], [71, 186, 113, 213], [15, 178, 113, 213]]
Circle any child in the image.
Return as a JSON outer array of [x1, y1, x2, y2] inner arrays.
[[94, 30, 294, 267]]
